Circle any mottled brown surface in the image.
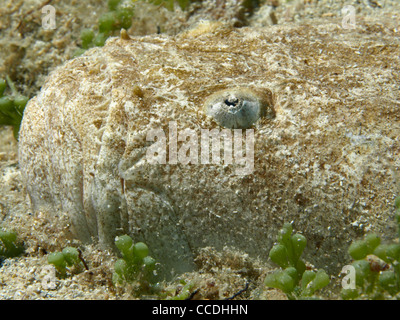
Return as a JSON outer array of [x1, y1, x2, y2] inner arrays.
[[18, 18, 400, 280]]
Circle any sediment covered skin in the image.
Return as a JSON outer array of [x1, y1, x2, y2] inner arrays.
[[18, 21, 400, 276]]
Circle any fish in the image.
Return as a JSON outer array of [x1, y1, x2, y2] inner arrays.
[[18, 21, 400, 277]]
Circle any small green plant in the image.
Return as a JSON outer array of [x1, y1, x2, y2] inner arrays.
[[264, 223, 330, 299], [47, 247, 84, 278], [74, 0, 191, 57], [112, 235, 158, 292], [0, 76, 29, 140], [0, 229, 24, 258], [74, 0, 136, 56], [146, 0, 191, 11], [164, 280, 195, 300], [341, 196, 400, 300]]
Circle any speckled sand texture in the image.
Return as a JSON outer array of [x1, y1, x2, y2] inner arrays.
[[1, 0, 400, 300]]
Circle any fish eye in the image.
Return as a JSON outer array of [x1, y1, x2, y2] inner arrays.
[[203, 88, 273, 129]]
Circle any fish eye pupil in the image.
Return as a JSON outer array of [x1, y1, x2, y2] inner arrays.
[[224, 96, 239, 107]]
